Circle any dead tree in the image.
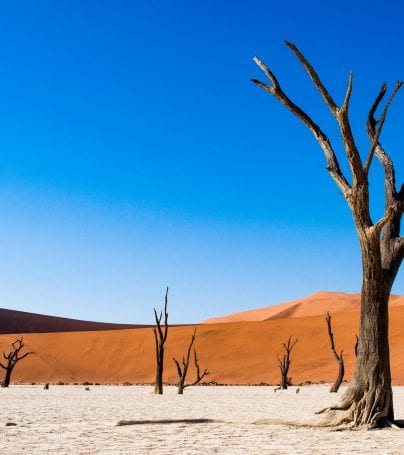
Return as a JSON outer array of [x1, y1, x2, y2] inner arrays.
[[277, 336, 298, 389], [172, 329, 210, 394], [252, 41, 403, 427], [153, 287, 169, 394], [325, 312, 344, 393], [0, 338, 32, 387], [354, 335, 359, 358]]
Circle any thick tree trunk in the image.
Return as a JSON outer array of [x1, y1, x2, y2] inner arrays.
[[321, 238, 396, 427]]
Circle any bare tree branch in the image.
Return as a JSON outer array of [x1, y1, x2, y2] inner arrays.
[[191, 348, 210, 386], [286, 42, 364, 182], [364, 81, 403, 174], [252, 57, 351, 198], [341, 72, 353, 113], [285, 41, 338, 115]]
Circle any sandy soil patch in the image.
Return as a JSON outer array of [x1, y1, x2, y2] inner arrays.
[[1, 385, 403, 454]]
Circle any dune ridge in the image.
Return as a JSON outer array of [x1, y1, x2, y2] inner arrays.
[[202, 291, 404, 323]]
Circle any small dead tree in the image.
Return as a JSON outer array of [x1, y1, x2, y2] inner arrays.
[[153, 287, 169, 394], [172, 329, 210, 394], [325, 312, 344, 393], [0, 338, 32, 387], [277, 336, 298, 389]]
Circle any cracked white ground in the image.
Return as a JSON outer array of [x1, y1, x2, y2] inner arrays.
[[1, 385, 404, 454]]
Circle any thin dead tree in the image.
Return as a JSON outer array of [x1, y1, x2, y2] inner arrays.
[[0, 338, 32, 387], [325, 312, 344, 393], [252, 41, 403, 427], [277, 336, 298, 390], [172, 328, 210, 394], [153, 287, 169, 394]]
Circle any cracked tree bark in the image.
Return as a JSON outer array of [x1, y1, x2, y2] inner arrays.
[[252, 41, 403, 428]]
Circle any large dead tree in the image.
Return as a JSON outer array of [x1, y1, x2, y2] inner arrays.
[[172, 328, 210, 394], [277, 336, 298, 390], [252, 41, 403, 427], [0, 338, 32, 387], [325, 312, 344, 393], [153, 287, 169, 394]]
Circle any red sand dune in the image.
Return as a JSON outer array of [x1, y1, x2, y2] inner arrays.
[[1, 302, 404, 385], [0, 308, 143, 335], [202, 291, 404, 323]]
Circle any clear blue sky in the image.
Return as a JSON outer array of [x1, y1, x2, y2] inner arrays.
[[0, 0, 403, 324]]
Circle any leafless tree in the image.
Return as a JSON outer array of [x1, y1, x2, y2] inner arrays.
[[354, 334, 359, 358], [153, 287, 169, 394], [325, 312, 344, 393], [252, 41, 403, 427], [0, 338, 32, 387], [277, 336, 298, 389], [172, 328, 210, 394]]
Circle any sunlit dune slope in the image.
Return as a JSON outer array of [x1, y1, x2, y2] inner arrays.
[[0, 308, 143, 334], [202, 291, 404, 323], [2, 305, 404, 385]]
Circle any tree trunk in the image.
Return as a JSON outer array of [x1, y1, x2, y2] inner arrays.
[[2, 368, 12, 388], [324, 238, 395, 426], [329, 359, 344, 393], [177, 384, 184, 394], [154, 349, 164, 394], [280, 375, 288, 390]]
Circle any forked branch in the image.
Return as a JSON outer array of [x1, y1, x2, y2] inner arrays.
[[365, 81, 403, 174], [173, 329, 209, 394], [252, 46, 351, 198]]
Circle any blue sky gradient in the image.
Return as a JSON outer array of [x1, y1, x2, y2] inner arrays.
[[0, 0, 403, 323]]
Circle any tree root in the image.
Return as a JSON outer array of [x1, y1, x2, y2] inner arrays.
[[315, 385, 396, 429]]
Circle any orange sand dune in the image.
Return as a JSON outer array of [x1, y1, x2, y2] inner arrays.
[[203, 291, 404, 323], [1, 305, 404, 385]]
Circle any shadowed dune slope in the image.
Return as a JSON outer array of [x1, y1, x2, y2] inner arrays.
[[0, 308, 143, 334], [202, 291, 404, 323], [2, 305, 404, 385]]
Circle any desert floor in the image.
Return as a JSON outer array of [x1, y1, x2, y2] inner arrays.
[[1, 385, 404, 454]]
